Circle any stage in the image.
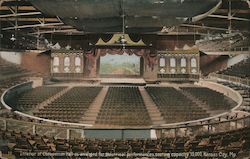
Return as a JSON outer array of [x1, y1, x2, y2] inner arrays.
[[100, 78, 146, 86], [48, 77, 147, 86]]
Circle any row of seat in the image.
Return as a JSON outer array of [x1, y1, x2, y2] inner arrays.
[[9, 87, 66, 112], [34, 87, 103, 123], [0, 57, 29, 77], [96, 87, 152, 126], [6, 84, 237, 127], [0, 57, 33, 111], [218, 58, 250, 79], [0, 127, 249, 158], [145, 87, 209, 123], [0, 77, 29, 110], [197, 34, 249, 51], [218, 81, 250, 112], [180, 87, 237, 110]]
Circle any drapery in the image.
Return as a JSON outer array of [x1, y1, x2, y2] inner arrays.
[[84, 48, 158, 75]]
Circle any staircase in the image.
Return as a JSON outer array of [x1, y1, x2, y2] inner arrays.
[[81, 86, 109, 125], [139, 87, 165, 125]]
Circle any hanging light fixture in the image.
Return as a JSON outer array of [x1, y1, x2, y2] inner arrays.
[[121, 0, 127, 51], [66, 32, 72, 50], [11, 0, 18, 42], [228, 0, 233, 50], [10, 34, 16, 41], [228, 0, 232, 35], [48, 29, 55, 48]]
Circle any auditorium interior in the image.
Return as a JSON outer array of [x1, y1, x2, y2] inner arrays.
[[0, 0, 250, 158]]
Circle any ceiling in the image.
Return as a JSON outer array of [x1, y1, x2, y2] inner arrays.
[[0, 0, 249, 50], [0, 0, 248, 35], [29, 0, 221, 33]]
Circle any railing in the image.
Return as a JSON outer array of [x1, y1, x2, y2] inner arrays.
[[157, 74, 200, 81], [157, 112, 250, 138], [222, 46, 250, 52], [201, 47, 250, 52], [210, 73, 250, 86], [0, 111, 249, 140], [201, 47, 250, 55], [2, 79, 243, 129]]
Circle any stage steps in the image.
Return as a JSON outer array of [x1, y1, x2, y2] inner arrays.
[[139, 87, 165, 125], [81, 86, 109, 125]]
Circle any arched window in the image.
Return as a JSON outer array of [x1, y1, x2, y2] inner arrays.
[[170, 58, 176, 67], [64, 57, 70, 67], [181, 58, 187, 67], [159, 57, 165, 67], [53, 57, 59, 66], [75, 57, 81, 66], [191, 58, 197, 67]]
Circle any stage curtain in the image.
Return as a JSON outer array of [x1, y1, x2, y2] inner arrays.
[[97, 49, 146, 57], [144, 50, 158, 71], [129, 34, 142, 43], [100, 34, 114, 43]]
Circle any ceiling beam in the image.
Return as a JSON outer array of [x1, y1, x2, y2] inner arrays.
[[158, 31, 207, 36], [29, 29, 80, 35], [0, 6, 36, 11], [215, 9, 250, 14], [39, 25, 74, 29], [1, 22, 64, 30], [181, 24, 234, 32], [0, 11, 42, 18], [208, 14, 250, 21], [0, 17, 60, 22]]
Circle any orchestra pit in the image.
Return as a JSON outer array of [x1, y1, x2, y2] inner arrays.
[[0, 0, 250, 158]]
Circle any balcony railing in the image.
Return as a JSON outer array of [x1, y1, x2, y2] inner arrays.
[[210, 73, 250, 86]]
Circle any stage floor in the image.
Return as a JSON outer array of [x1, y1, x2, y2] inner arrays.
[[47, 77, 147, 86], [100, 78, 146, 85]]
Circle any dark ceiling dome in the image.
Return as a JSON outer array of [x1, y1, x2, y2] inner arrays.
[[29, 0, 221, 33]]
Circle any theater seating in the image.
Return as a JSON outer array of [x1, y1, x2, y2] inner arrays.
[[34, 87, 102, 123], [0, 77, 28, 95], [0, 127, 249, 158], [197, 34, 249, 52], [218, 81, 250, 112], [0, 64, 27, 76], [0, 77, 29, 110], [181, 87, 237, 110], [218, 58, 250, 79], [0, 58, 33, 110], [145, 87, 209, 123], [0, 57, 30, 78], [96, 87, 152, 126], [10, 87, 66, 112]]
